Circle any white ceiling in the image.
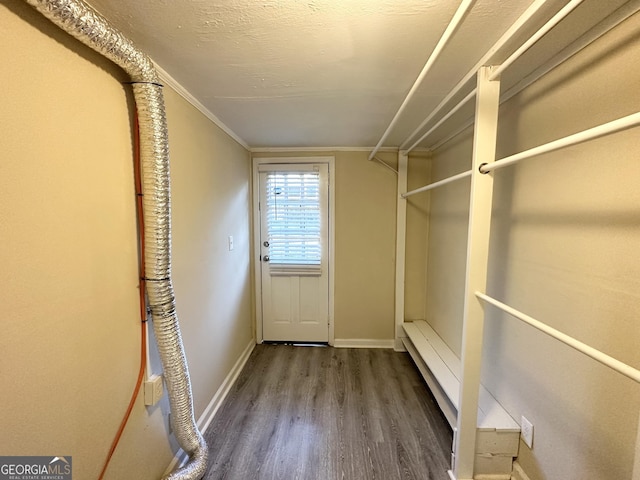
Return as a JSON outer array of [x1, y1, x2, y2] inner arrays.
[[86, 0, 631, 150]]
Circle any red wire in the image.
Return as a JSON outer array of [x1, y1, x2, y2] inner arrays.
[[98, 112, 148, 480]]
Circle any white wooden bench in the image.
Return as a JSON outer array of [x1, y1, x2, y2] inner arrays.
[[402, 321, 520, 478]]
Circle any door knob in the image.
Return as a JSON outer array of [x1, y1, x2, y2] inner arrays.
[[263, 255, 270, 262]]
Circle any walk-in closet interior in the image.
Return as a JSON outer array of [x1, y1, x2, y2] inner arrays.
[[2, 0, 639, 479]]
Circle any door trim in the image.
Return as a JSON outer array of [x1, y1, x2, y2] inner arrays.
[[252, 156, 335, 345]]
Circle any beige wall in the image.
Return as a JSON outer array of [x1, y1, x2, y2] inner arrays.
[[404, 154, 431, 321], [1, 2, 252, 479], [424, 12, 640, 480], [424, 135, 472, 355], [333, 151, 397, 340], [253, 151, 407, 342], [164, 86, 253, 419], [7, 1, 637, 479]]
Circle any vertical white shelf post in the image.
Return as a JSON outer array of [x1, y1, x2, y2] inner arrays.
[[395, 151, 409, 351], [453, 66, 501, 479]]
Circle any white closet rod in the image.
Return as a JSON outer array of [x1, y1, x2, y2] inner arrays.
[[402, 169, 471, 198], [476, 292, 640, 384], [488, 0, 585, 81], [430, 119, 474, 152], [401, 0, 550, 152], [480, 111, 640, 173], [406, 89, 477, 155], [407, 0, 583, 152], [498, 0, 640, 108], [427, 1, 640, 153], [368, 0, 474, 162]]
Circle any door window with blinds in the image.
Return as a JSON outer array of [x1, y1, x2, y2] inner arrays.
[[264, 169, 322, 275]]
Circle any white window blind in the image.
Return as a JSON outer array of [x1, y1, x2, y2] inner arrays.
[[265, 171, 322, 272]]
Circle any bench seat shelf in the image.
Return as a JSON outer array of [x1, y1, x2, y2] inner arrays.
[[402, 321, 521, 478]]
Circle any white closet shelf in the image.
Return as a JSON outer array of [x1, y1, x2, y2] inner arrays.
[[403, 321, 520, 433], [403, 321, 520, 476]]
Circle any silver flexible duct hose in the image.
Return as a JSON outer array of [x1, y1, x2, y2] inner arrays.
[[23, 1, 208, 478]]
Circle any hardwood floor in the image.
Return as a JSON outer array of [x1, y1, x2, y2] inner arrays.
[[203, 345, 453, 480]]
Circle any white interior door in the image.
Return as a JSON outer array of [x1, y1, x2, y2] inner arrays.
[[259, 163, 329, 342]]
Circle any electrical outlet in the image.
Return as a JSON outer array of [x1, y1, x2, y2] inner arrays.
[[144, 374, 164, 406], [521, 415, 534, 448]]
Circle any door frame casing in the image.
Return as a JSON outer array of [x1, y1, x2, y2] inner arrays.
[[252, 156, 336, 345]]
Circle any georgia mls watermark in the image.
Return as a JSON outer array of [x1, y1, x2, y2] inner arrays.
[[0, 457, 71, 480]]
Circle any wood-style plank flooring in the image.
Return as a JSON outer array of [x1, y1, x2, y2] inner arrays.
[[203, 345, 452, 480]]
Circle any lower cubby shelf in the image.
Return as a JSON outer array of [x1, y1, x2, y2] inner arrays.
[[403, 321, 520, 478]]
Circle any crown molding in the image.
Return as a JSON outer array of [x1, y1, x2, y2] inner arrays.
[[250, 146, 401, 153], [153, 62, 251, 151]]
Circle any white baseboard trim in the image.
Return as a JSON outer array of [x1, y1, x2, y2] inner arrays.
[[447, 469, 514, 480], [446, 469, 521, 480], [197, 339, 256, 433], [447, 470, 480, 480], [333, 338, 395, 349], [394, 337, 407, 352], [511, 462, 532, 480], [163, 339, 256, 475]]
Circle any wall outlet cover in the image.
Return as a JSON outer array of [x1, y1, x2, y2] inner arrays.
[[144, 374, 164, 406], [521, 415, 534, 449]]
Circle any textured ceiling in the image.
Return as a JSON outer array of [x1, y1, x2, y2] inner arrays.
[[86, 0, 632, 149]]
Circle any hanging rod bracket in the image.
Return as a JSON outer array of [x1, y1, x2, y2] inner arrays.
[[372, 156, 399, 175]]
